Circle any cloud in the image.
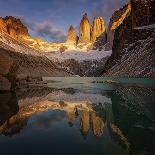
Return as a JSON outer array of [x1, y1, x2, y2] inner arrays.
[[22, 19, 66, 43], [17, 0, 129, 42]]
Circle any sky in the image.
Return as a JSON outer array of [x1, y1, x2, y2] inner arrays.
[[0, 0, 128, 42]]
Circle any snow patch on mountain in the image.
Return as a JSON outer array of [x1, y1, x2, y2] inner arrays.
[[135, 23, 155, 30], [46, 49, 112, 62]]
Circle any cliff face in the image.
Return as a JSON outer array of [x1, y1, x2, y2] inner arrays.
[[103, 0, 155, 77], [78, 14, 107, 49], [105, 3, 131, 51], [67, 25, 77, 45], [91, 17, 107, 50], [0, 16, 30, 38], [78, 13, 91, 44], [91, 17, 106, 42]]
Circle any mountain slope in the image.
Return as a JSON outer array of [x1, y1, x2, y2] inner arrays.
[[102, 0, 155, 77], [0, 29, 71, 91]]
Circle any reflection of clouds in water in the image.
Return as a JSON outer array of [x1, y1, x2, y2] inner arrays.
[[13, 88, 112, 136], [25, 104, 106, 138], [1, 84, 154, 155], [27, 110, 66, 129]]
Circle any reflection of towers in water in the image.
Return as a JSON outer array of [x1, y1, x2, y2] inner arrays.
[[92, 112, 104, 137], [66, 108, 76, 127], [80, 109, 90, 138], [63, 103, 110, 138], [80, 108, 104, 138]]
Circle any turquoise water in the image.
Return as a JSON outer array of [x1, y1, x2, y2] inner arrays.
[[43, 77, 155, 92], [0, 77, 155, 155]]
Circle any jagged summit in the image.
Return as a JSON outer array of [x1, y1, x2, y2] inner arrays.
[[67, 25, 77, 45], [0, 14, 108, 51], [0, 16, 30, 38], [91, 16, 106, 42], [75, 13, 107, 50], [105, 3, 131, 51], [78, 13, 91, 44]]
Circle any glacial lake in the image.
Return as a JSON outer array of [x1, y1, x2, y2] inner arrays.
[[0, 77, 155, 155]]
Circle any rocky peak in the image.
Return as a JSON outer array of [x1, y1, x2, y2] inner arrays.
[[105, 3, 131, 51], [0, 16, 30, 38], [110, 3, 131, 31], [67, 25, 77, 45], [103, 0, 155, 77], [91, 16, 106, 42], [78, 13, 91, 44]]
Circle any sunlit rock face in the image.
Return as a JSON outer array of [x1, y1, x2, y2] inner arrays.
[[78, 14, 107, 50], [103, 0, 155, 77], [91, 17, 107, 50], [0, 35, 70, 91], [0, 16, 71, 91], [78, 13, 91, 44], [105, 3, 131, 51], [0, 16, 30, 38], [91, 17, 106, 42], [67, 25, 78, 45], [0, 18, 7, 32]]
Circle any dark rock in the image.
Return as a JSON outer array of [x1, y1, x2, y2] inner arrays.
[[105, 3, 131, 51], [103, 0, 155, 77]]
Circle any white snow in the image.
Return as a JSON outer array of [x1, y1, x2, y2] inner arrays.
[[46, 49, 112, 62], [0, 29, 112, 62], [135, 23, 155, 30], [0, 30, 42, 56]]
